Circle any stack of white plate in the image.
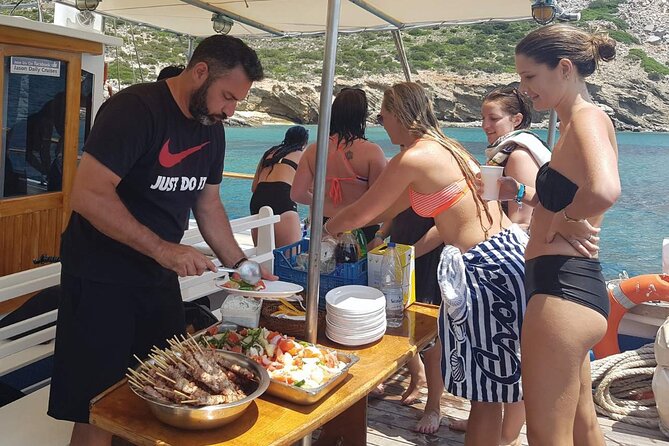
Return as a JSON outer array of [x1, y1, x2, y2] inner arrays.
[[325, 285, 387, 346]]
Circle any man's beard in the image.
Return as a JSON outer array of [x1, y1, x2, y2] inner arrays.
[[189, 79, 227, 126]]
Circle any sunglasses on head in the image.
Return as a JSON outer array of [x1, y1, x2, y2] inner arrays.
[[376, 114, 384, 126]]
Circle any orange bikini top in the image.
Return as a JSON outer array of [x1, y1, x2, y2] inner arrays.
[[326, 137, 368, 206], [409, 178, 469, 218]]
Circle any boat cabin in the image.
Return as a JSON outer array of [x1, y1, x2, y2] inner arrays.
[[0, 15, 121, 311]]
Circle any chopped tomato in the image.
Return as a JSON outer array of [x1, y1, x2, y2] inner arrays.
[[267, 331, 281, 341], [239, 328, 248, 337], [255, 280, 266, 291], [231, 345, 242, 353], [227, 332, 240, 344], [206, 326, 218, 336], [278, 339, 296, 353]]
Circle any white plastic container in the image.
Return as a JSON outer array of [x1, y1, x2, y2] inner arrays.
[[220, 295, 262, 328]]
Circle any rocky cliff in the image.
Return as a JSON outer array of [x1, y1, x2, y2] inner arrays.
[[234, 0, 669, 132], [235, 64, 669, 132]]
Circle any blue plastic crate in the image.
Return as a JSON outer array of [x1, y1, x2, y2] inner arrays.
[[273, 239, 368, 309]]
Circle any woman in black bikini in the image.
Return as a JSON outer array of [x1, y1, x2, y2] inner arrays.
[[250, 126, 308, 248], [497, 24, 619, 445]]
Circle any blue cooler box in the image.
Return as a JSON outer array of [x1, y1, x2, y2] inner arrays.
[[273, 239, 368, 309]]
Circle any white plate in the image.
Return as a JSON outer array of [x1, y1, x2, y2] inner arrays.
[[327, 320, 387, 338], [325, 285, 385, 314], [326, 326, 386, 346], [326, 312, 386, 330], [326, 304, 385, 319], [214, 278, 303, 298]]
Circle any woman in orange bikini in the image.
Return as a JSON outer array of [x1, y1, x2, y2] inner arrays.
[[325, 82, 529, 445], [291, 88, 387, 242]]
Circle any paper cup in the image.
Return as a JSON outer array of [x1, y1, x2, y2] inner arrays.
[[480, 165, 504, 201]]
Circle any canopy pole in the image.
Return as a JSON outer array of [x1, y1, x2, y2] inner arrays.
[[547, 109, 558, 148], [301, 3, 341, 444], [391, 30, 412, 82], [304, 0, 341, 345]]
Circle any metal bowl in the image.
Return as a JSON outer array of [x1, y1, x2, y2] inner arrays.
[[130, 350, 269, 430]]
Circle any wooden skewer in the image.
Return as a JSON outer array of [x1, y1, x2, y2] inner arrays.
[[188, 333, 205, 353], [156, 371, 176, 384]]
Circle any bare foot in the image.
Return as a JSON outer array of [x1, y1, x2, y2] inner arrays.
[[370, 383, 385, 396], [414, 409, 442, 434], [448, 418, 468, 432], [400, 376, 426, 405]]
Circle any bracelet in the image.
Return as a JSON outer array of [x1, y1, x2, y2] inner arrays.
[[515, 183, 526, 209], [562, 209, 583, 223], [232, 257, 248, 269]]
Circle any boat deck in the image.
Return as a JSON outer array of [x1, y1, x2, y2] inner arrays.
[[365, 367, 669, 446]]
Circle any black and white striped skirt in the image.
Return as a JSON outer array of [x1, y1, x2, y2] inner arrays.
[[437, 224, 528, 403]]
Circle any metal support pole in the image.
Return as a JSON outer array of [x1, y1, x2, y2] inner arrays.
[[304, 0, 341, 350], [391, 30, 412, 82], [302, 5, 341, 442], [187, 37, 195, 62], [547, 109, 558, 148]]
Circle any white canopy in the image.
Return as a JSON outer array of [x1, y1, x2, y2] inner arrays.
[[59, 0, 532, 37]]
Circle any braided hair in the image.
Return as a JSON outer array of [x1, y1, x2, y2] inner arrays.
[[260, 126, 309, 173], [382, 82, 496, 238]]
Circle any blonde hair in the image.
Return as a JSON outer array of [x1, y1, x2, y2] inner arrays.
[[382, 82, 494, 237], [515, 23, 616, 77]]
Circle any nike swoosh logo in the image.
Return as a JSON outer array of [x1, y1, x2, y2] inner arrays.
[[158, 139, 210, 168]]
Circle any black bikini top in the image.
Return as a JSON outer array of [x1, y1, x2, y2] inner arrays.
[[535, 163, 579, 212], [277, 158, 298, 170]]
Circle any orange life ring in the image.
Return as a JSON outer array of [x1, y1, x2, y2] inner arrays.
[[593, 274, 669, 359]]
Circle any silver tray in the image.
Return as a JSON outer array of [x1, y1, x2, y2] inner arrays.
[[266, 350, 358, 405], [198, 325, 359, 405]]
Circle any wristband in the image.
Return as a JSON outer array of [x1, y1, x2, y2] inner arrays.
[[232, 257, 248, 269], [515, 183, 526, 209], [562, 209, 583, 223]]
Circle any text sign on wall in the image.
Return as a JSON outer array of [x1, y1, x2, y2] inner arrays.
[[10, 57, 61, 77]]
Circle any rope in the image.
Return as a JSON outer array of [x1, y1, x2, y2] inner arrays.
[[591, 344, 663, 431]]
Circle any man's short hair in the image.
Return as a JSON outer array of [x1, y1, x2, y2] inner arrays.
[[188, 35, 264, 82]]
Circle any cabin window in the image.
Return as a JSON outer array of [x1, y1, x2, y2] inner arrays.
[[0, 58, 92, 198], [1, 56, 67, 198]]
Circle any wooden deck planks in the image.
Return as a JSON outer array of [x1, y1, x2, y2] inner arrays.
[[367, 367, 669, 446]]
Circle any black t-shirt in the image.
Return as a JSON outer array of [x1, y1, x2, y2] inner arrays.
[[61, 82, 226, 285]]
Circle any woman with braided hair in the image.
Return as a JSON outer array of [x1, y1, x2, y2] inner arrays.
[[250, 125, 309, 247], [324, 82, 528, 444]]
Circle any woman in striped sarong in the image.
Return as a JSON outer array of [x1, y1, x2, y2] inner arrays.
[[325, 82, 528, 445]]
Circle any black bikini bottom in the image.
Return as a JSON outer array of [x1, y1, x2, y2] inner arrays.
[[250, 181, 297, 215], [525, 255, 609, 319]]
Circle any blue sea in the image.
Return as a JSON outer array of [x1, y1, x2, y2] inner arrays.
[[220, 125, 669, 280]]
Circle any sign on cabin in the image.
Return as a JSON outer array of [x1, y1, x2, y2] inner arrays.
[[9, 57, 61, 77]]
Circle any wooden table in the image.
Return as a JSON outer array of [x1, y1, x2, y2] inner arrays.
[[89, 303, 439, 446]]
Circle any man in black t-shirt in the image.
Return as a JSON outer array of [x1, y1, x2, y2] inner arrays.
[[48, 35, 268, 446]]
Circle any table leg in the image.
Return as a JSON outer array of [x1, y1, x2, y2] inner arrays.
[[314, 395, 367, 446]]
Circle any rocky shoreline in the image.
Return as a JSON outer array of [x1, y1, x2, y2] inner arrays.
[[232, 64, 669, 132], [228, 0, 669, 133]]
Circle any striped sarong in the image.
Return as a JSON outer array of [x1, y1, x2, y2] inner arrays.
[[438, 224, 528, 403]]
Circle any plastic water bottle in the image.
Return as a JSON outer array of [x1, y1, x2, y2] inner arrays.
[[381, 242, 404, 328]]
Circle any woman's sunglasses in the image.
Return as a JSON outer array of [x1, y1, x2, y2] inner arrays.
[[376, 114, 384, 126]]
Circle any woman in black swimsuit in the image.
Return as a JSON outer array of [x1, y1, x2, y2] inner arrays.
[[496, 24, 620, 445], [250, 126, 308, 248]]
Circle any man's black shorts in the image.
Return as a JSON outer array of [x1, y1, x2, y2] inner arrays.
[[48, 272, 185, 423]]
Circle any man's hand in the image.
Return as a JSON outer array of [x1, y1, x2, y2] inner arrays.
[[260, 264, 279, 281], [154, 242, 217, 277]]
